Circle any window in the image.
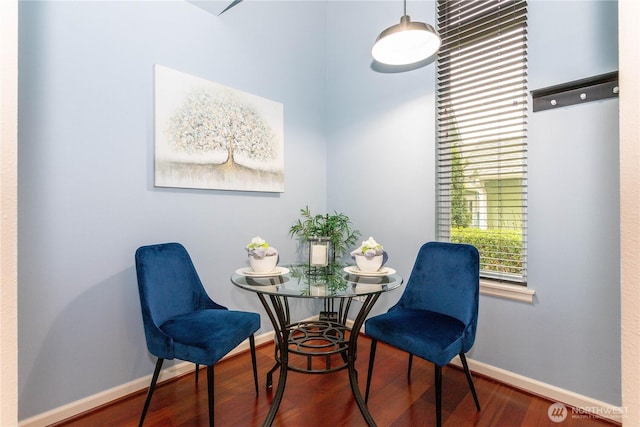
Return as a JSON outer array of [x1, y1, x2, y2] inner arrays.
[[436, 0, 528, 284]]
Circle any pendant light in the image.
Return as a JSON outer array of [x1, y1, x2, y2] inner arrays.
[[371, 0, 441, 66]]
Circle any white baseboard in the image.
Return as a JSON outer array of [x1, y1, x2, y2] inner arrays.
[[18, 331, 274, 427], [450, 356, 624, 424], [19, 325, 622, 426]]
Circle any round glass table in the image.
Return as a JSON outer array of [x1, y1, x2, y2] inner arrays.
[[231, 264, 403, 427]]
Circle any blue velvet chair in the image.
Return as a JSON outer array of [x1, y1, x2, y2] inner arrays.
[[135, 242, 260, 427], [364, 242, 481, 427]]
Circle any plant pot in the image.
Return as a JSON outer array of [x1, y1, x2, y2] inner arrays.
[[355, 254, 383, 272], [249, 254, 278, 273]]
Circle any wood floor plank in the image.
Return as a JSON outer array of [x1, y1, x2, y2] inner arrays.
[[53, 337, 619, 427]]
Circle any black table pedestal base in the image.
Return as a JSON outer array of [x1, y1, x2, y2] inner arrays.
[[256, 293, 381, 427]]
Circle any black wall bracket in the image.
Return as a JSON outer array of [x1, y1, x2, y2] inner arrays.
[[530, 71, 619, 112]]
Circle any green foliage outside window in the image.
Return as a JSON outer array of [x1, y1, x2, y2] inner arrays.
[[450, 146, 471, 228], [450, 227, 523, 275]]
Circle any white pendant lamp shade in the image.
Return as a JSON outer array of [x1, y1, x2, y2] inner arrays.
[[372, 15, 441, 66]]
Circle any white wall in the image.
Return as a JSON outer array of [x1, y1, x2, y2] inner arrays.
[[1, 0, 19, 424], [619, 0, 640, 424], [326, 0, 621, 407]]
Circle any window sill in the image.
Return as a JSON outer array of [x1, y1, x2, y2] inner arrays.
[[480, 279, 536, 303]]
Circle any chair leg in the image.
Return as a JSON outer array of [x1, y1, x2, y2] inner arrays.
[[364, 338, 378, 403], [435, 364, 442, 427], [207, 365, 214, 427], [459, 353, 481, 411], [407, 353, 413, 380], [195, 363, 200, 384], [249, 334, 259, 396], [139, 358, 163, 427]]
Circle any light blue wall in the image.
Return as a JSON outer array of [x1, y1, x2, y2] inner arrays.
[[18, 0, 329, 419], [327, 0, 620, 407], [18, 0, 620, 421], [520, 0, 619, 403], [325, 0, 439, 313]]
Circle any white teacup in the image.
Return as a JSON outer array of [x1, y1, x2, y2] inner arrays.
[[249, 254, 278, 273], [355, 254, 383, 272]]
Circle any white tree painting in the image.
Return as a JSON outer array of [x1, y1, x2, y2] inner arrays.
[[154, 65, 284, 192]]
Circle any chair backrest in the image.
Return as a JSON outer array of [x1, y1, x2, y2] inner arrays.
[[393, 241, 480, 351], [135, 242, 223, 358]]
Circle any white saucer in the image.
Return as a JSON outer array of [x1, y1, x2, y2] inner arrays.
[[235, 266, 290, 277], [343, 266, 396, 277]]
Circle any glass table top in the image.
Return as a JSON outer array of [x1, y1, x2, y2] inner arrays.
[[231, 263, 403, 298]]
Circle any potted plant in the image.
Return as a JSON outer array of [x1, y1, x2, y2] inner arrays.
[[289, 206, 361, 262]]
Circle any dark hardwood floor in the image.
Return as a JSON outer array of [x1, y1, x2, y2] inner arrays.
[[54, 336, 618, 427]]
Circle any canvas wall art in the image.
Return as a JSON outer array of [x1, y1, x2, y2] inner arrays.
[[154, 65, 284, 192]]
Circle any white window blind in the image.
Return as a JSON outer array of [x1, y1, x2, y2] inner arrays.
[[436, 0, 528, 283]]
